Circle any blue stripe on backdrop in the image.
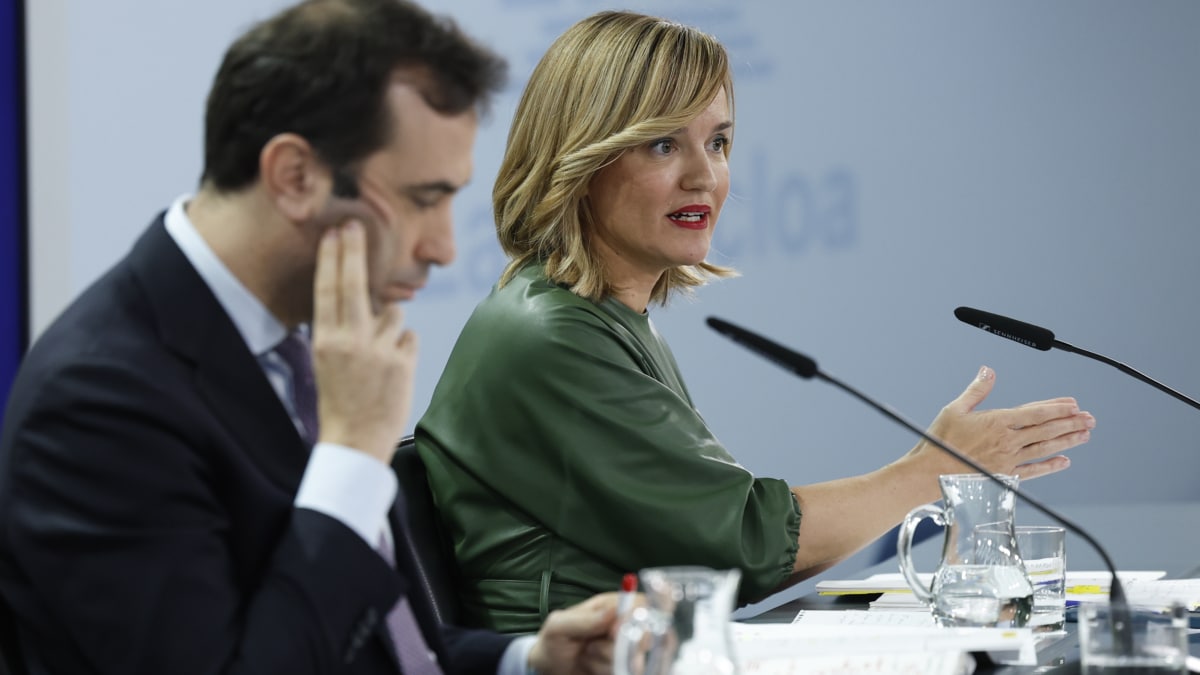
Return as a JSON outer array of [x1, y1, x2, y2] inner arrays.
[[0, 0, 27, 416]]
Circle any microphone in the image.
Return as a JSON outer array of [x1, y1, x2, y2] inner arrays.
[[706, 317, 817, 379], [954, 306, 1200, 412], [705, 315, 1135, 655]]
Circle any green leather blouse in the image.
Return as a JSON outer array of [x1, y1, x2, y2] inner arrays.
[[415, 263, 801, 634]]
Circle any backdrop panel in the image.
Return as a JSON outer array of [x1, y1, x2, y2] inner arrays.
[[24, 2, 1200, 611]]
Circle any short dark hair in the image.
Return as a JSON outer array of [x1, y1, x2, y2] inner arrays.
[[200, 0, 507, 192]]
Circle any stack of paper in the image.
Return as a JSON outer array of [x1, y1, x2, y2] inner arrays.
[[812, 570, 1200, 626], [815, 573, 928, 597], [868, 591, 929, 613], [793, 609, 933, 627], [739, 651, 970, 675], [814, 572, 930, 614], [1124, 579, 1200, 610], [733, 621, 1036, 673], [815, 570, 1178, 608], [1058, 571, 1200, 609]]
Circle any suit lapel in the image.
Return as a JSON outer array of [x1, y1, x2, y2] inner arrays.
[[127, 216, 310, 492]]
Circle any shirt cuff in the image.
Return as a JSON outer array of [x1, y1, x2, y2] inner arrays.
[[294, 441, 398, 546], [499, 635, 537, 675]]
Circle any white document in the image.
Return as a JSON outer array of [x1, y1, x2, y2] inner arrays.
[[792, 609, 933, 627], [815, 570, 1166, 597], [740, 650, 972, 675], [867, 592, 929, 612], [735, 623, 972, 674], [814, 573, 929, 596], [1070, 577, 1200, 610], [735, 619, 1037, 667]]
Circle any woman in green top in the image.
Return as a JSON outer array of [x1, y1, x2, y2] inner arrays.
[[416, 10, 1095, 634]]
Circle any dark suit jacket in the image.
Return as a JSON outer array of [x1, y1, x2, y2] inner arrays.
[[0, 216, 513, 674]]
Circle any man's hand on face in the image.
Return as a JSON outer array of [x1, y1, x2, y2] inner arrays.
[[311, 220, 416, 464]]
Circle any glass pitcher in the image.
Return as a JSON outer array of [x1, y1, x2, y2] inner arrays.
[[897, 473, 1033, 628], [614, 566, 740, 675]]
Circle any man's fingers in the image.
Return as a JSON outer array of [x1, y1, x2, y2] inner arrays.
[[579, 641, 613, 675], [395, 329, 419, 364], [313, 226, 341, 330], [375, 303, 405, 340], [580, 591, 620, 610], [339, 220, 371, 326], [544, 603, 615, 640]]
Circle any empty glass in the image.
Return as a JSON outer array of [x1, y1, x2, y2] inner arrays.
[[1014, 525, 1067, 631]]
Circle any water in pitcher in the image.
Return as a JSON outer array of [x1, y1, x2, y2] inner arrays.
[[932, 564, 1033, 629]]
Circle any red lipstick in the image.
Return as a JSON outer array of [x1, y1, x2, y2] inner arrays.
[[667, 204, 711, 230]]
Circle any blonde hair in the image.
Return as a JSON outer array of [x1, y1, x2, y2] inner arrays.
[[493, 10, 736, 305]]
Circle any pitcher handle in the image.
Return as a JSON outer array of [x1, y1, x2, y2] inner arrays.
[[897, 503, 945, 605]]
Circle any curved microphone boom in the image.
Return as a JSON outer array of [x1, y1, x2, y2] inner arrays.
[[954, 306, 1200, 412], [705, 315, 1134, 655]]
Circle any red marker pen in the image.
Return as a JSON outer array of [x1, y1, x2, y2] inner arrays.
[[618, 572, 637, 617]]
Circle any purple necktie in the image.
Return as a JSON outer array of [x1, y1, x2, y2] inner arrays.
[[376, 534, 443, 675], [273, 331, 319, 446], [275, 333, 436, 672]]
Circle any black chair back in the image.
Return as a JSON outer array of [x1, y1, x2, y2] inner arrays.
[[0, 590, 22, 675], [390, 435, 461, 626]]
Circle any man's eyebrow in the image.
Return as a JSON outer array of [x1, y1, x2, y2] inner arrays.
[[405, 181, 462, 194]]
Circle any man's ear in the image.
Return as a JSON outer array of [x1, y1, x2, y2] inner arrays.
[[259, 133, 330, 223]]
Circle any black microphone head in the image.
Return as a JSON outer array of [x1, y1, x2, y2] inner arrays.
[[706, 316, 818, 379], [954, 306, 1055, 351]]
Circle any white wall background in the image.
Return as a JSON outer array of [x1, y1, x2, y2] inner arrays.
[[27, 0, 1200, 609]]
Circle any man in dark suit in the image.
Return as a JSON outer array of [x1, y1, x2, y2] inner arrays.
[[0, 1, 617, 673]]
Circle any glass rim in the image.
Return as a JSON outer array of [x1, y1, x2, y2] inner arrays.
[[1013, 524, 1066, 534]]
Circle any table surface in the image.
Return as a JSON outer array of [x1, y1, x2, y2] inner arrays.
[[740, 501, 1200, 673]]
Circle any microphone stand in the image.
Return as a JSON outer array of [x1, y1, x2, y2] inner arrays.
[[1051, 338, 1200, 412], [705, 316, 1136, 659]]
